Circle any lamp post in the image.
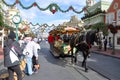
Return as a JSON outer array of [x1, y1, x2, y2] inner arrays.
[[12, 14, 22, 41], [111, 20, 116, 55]]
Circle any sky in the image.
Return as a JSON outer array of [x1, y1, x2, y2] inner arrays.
[[4, 0, 113, 28]]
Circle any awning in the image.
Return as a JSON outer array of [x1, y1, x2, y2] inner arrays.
[[64, 27, 80, 33]]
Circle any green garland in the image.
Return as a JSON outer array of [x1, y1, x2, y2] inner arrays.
[[22, 22, 57, 28], [2, 0, 84, 14]]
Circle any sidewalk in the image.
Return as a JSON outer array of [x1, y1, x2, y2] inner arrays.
[[0, 45, 6, 74], [0, 45, 3, 60], [90, 46, 120, 59]]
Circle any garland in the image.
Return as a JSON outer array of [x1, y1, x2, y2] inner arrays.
[[2, 0, 84, 14], [22, 22, 57, 28]]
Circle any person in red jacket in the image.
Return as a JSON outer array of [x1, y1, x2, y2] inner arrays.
[[48, 33, 54, 51], [55, 34, 60, 41]]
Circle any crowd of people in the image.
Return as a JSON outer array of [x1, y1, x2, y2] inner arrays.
[[3, 30, 41, 80]]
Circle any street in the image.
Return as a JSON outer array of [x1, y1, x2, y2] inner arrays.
[[88, 52, 120, 80], [1, 1, 120, 80], [23, 41, 120, 80]]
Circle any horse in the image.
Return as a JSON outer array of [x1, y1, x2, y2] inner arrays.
[[69, 30, 98, 72]]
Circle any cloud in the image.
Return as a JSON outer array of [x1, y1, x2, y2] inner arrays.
[[19, 8, 37, 21], [35, 0, 85, 8], [47, 19, 69, 26], [24, 0, 31, 2], [17, 0, 113, 27], [41, 10, 53, 15]]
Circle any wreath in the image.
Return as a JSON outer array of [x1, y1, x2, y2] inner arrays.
[[49, 3, 58, 14], [108, 24, 118, 34]]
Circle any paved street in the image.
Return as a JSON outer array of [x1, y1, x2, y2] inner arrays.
[[87, 53, 120, 80], [0, 41, 120, 80], [23, 41, 108, 80]]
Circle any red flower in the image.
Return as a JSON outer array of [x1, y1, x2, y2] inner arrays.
[[110, 27, 118, 34]]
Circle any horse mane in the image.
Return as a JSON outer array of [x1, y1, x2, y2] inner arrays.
[[69, 33, 86, 48], [86, 30, 98, 46]]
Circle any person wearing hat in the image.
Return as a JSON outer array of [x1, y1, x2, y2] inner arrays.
[[4, 31, 23, 80]]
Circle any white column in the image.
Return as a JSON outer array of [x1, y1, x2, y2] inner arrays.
[[2, 28, 4, 48]]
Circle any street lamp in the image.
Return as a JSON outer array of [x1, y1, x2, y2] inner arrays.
[[12, 13, 22, 41], [111, 20, 116, 54]]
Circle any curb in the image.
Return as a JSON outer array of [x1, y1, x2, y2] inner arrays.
[[91, 51, 120, 59]]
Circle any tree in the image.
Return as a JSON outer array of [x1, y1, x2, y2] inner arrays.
[[0, 5, 4, 28], [91, 23, 108, 36]]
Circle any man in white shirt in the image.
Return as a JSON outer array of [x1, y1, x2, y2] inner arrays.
[[23, 37, 40, 75]]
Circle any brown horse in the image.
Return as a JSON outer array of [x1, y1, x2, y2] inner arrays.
[[69, 30, 98, 72]]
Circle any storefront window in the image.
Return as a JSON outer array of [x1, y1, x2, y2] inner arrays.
[[117, 36, 120, 45], [118, 11, 120, 21], [106, 15, 109, 24], [109, 13, 114, 24]]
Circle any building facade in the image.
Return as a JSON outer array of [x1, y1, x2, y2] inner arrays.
[[82, 0, 111, 27], [105, 0, 120, 49]]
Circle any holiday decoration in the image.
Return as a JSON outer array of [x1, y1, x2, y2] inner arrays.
[[51, 10, 56, 14], [69, 6, 73, 10], [108, 24, 118, 34], [2, 0, 84, 14], [16, 0, 19, 4], [33, 2, 37, 7], [49, 3, 58, 14], [22, 22, 55, 28]]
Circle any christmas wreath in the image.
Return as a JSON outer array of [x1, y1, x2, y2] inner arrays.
[[108, 24, 118, 34]]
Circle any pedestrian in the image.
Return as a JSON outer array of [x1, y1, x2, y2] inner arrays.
[[55, 34, 60, 41], [32, 38, 41, 73], [109, 37, 112, 48], [23, 37, 34, 76], [18, 36, 24, 48], [104, 37, 107, 51], [48, 33, 54, 52], [4, 31, 23, 80]]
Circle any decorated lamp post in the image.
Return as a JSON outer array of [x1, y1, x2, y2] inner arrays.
[[12, 14, 22, 41], [110, 20, 117, 54]]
